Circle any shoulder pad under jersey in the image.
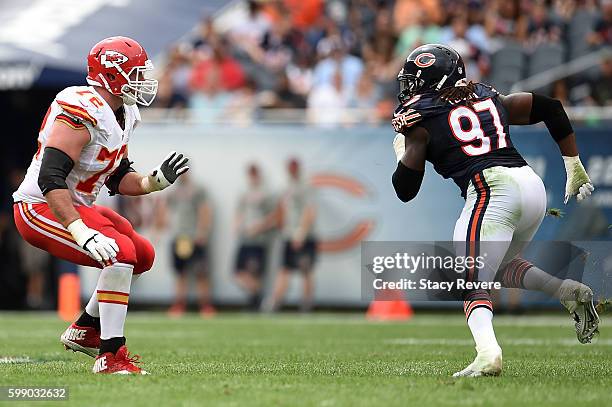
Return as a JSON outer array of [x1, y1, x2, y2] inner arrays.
[[55, 86, 105, 127], [392, 93, 448, 132], [472, 83, 500, 99]]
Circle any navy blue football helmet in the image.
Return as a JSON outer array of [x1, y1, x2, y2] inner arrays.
[[397, 44, 466, 103]]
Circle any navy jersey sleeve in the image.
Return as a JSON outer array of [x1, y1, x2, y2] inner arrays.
[[392, 93, 450, 133]]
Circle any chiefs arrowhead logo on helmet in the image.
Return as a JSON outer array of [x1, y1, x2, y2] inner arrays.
[[87, 36, 158, 106], [100, 50, 128, 68], [414, 53, 436, 68]]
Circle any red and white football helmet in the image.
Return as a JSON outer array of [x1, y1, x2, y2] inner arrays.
[[86, 36, 158, 106]]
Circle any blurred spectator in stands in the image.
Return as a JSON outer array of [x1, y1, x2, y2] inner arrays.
[[550, 0, 577, 26], [189, 37, 245, 122], [525, 1, 562, 48], [588, 0, 612, 46], [347, 68, 381, 123], [363, 7, 399, 93], [262, 0, 324, 32], [155, 44, 192, 109], [485, 0, 528, 47], [190, 38, 246, 93], [258, 18, 300, 75], [225, 77, 260, 126], [308, 66, 348, 126], [153, 0, 610, 112], [263, 158, 318, 312], [393, 0, 443, 33], [343, 0, 377, 57], [589, 54, 612, 106], [192, 15, 220, 55], [441, 12, 490, 81], [157, 172, 215, 317], [231, 0, 272, 50], [235, 12, 306, 91], [313, 36, 363, 101], [265, 71, 307, 109], [234, 164, 277, 310], [465, 1, 493, 52], [395, 8, 444, 57], [286, 52, 314, 98]]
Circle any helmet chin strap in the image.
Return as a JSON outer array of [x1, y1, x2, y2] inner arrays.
[[120, 88, 137, 106], [435, 75, 448, 91]]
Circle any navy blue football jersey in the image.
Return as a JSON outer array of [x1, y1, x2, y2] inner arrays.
[[392, 83, 527, 197]]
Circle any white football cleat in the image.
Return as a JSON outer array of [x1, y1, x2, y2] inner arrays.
[[558, 280, 599, 344], [453, 346, 502, 377]]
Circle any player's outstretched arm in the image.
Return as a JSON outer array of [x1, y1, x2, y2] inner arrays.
[[40, 121, 118, 263], [391, 126, 429, 202], [109, 151, 190, 196], [500, 92, 594, 203]]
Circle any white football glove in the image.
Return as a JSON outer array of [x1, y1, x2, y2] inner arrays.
[[563, 155, 594, 204], [141, 151, 190, 193], [393, 133, 405, 162], [67, 219, 119, 263]]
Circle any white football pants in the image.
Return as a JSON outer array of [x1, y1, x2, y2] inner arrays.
[[453, 165, 547, 283]]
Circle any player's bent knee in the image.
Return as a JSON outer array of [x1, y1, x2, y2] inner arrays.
[[113, 234, 138, 266], [133, 236, 155, 275]]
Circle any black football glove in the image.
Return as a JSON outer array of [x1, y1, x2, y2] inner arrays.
[[142, 151, 189, 192]]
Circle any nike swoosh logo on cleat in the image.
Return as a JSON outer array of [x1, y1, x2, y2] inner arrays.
[[93, 356, 108, 373]]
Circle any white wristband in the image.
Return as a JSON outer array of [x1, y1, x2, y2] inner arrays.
[[140, 176, 156, 193], [562, 155, 581, 169], [66, 219, 89, 246], [393, 133, 406, 162]]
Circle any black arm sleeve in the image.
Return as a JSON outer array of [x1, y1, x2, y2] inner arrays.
[[529, 93, 574, 142], [105, 158, 136, 196], [37, 147, 74, 195], [392, 161, 424, 203]]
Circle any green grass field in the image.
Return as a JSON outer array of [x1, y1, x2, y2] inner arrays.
[[0, 312, 610, 406]]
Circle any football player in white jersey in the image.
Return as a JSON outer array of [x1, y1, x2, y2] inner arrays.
[[13, 36, 188, 374]]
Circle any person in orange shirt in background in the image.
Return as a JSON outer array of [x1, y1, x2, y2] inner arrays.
[[261, 0, 324, 31], [393, 0, 443, 33]]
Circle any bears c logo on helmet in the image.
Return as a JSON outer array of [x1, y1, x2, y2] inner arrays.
[[100, 50, 128, 68], [414, 52, 436, 68]]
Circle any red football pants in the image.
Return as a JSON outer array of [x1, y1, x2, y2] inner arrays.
[[14, 202, 155, 274]]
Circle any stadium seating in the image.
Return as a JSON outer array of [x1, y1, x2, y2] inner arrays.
[[488, 41, 526, 94], [568, 9, 597, 60], [527, 43, 565, 94]]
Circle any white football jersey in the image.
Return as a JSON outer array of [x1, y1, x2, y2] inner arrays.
[[13, 86, 140, 207]]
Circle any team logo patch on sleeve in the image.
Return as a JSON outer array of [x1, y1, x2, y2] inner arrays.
[[392, 109, 422, 132]]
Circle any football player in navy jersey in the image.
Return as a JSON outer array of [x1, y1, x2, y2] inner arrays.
[[391, 44, 599, 377]]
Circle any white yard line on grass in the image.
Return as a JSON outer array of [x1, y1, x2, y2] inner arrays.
[[385, 337, 612, 346], [124, 314, 610, 327], [0, 356, 33, 364]]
